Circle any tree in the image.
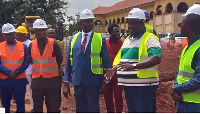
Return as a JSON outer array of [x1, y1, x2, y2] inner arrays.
[[64, 15, 78, 36], [14, 0, 68, 27], [0, 0, 15, 26], [0, 0, 68, 27]]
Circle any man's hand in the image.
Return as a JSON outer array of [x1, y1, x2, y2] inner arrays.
[[63, 82, 71, 99], [10, 70, 19, 79], [117, 63, 135, 71], [104, 68, 115, 80], [100, 82, 107, 94], [172, 92, 183, 102]]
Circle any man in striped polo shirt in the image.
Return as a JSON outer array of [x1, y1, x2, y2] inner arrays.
[[105, 8, 162, 113]]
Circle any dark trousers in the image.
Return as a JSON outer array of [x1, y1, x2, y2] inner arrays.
[[32, 88, 60, 113], [104, 75, 123, 113], [1, 85, 26, 113], [124, 85, 158, 113], [74, 84, 100, 113], [177, 101, 200, 113]]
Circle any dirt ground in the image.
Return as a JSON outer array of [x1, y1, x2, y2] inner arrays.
[[8, 48, 182, 113]]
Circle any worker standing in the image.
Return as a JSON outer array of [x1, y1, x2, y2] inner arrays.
[[104, 24, 123, 113], [47, 28, 56, 39], [171, 4, 200, 113], [15, 26, 34, 112], [63, 9, 112, 113], [0, 23, 30, 113], [28, 19, 63, 113], [105, 8, 162, 113], [143, 10, 157, 36]]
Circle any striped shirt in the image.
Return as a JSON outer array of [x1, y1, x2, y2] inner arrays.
[[117, 30, 162, 86]]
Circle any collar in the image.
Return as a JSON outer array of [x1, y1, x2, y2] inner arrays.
[[6, 40, 16, 46], [188, 35, 200, 48], [82, 31, 93, 37], [130, 29, 146, 39], [109, 38, 119, 43], [37, 38, 48, 45]]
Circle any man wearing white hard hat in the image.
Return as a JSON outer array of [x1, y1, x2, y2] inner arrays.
[[64, 9, 112, 112], [105, 8, 162, 112], [28, 19, 63, 113], [0, 23, 30, 113], [170, 4, 200, 113]]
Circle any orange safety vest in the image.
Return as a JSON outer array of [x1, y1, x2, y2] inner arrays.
[[31, 38, 58, 78], [0, 41, 26, 79]]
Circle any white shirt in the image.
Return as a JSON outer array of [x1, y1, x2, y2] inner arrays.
[[81, 31, 92, 53], [24, 39, 32, 75]]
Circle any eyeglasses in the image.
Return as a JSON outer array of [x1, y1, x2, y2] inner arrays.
[[178, 23, 191, 29]]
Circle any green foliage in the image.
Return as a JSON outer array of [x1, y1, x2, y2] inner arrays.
[[0, 0, 68, 27], [67, 22, 77, 36], [65, 15, 77, 36], [56, 40, 64, 54]]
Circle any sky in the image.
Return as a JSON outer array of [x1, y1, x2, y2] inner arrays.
[[64, 0, 124, 19]]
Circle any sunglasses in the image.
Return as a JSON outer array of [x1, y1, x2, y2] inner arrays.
[[178, 23, 191, 29]]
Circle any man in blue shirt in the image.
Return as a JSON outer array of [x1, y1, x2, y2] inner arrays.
[[0, 23, 30, 113], [171, 13, 200, 112]]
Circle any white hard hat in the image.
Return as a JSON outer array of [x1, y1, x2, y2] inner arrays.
[[33, 19, 48, 29], [2, 23, 16, 34], [183, 4, 200, 16], [125, 8, 146, 20], [80, 9, 95, 20]]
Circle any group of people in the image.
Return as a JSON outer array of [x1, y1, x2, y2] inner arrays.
[[0, 3, 200, 113], [63, 4, 200, 113], [0, 19, 63, 113], [63, 8, 161, 113]]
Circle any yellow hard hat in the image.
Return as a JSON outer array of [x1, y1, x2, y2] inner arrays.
[[15, 26, 27, 34]]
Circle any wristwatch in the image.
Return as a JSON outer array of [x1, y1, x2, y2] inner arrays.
[[132, 63, 137, 69]]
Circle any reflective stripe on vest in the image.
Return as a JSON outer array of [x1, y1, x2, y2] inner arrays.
[[113, 32, 159, 78], [70, 32, 103, 74], [179, 70, 194, 78], [32, 67, 58, 72], [33, 59, 56, 64], [1, 61, 23, 64], [177, 38, 200, 103]]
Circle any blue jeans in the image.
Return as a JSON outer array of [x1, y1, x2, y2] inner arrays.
[[124, 85, 158, 113], [177, 101, 200, 113]]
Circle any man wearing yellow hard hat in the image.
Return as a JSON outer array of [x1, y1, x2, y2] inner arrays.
[[16, 26, 34, 112]]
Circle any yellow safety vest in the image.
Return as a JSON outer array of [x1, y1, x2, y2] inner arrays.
[[113, 32, 159, 78], [177, 39, 200, 103], [145, 24, 153, 33], [70, 32, 103, 74]]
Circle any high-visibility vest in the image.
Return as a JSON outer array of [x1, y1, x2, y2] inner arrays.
[[70, 32, 103, 74], [145, 24, 154, 33], [113, 32, 159, 78], [31, 38, 58, 78], [177, 39, 200, 103], [0, 41, 26, 79]]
